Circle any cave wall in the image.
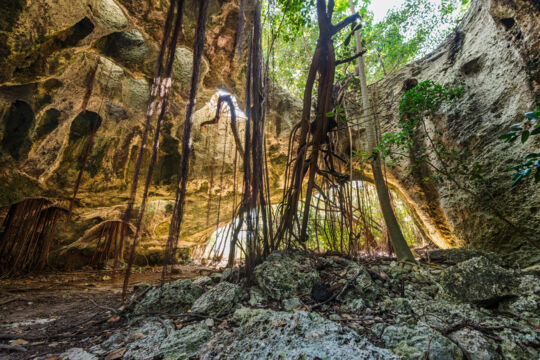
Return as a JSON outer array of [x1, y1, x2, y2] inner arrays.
[[348, 0, 540, 265], [1, 0, 538, 267], [0, 0, 266, 262]]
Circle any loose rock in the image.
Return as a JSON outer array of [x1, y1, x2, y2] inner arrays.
[[191, 281, 242, 317]]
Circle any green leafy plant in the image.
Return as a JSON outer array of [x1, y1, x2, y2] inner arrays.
[[373, 80, 483, 184], [263, 0, 470, 97], [499, 105, 540, 185]]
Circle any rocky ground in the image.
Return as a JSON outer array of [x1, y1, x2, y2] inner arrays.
[[1, 249, 539, 359]]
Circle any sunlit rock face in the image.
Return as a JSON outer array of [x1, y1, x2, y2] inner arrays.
[[0, 0, 267, 264], [348, 0, 540, 265], [0, 0, 301, 267], [1, 0, 538, 267]]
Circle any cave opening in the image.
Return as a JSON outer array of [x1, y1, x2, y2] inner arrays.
[[0, 1, 539, 358], [0, 100, 35, 160]]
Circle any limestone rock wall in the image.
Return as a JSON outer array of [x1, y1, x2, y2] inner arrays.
[[347, 0, 540, 264], [0, 0, 265, 262]]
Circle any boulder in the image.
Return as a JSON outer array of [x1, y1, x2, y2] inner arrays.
[[379, 324, 463, 360], [282, 297, 302, 311], [341, 262, 382, 306], [158, 323, 213, 360], [89, 0, 129, 31], [221, 267, 240, 283], [248, 287, 265, 306], [440, 256, 516, 306], [193, 276, 213, 287], [381, 297, 413, 314], [173, 47, 208, 94], [254, 250, 320, 300], [105, 102, 128, 121], [191, 281, 242, 317], [121, 78, 150, 109], [121, 320, 212, 360], [198, 307, 398, 359], [449, 328, 501, 360], [59, 348, 98, 360], [134, 279, 203, 315], [425, 248, 505, 266], [498, 274, 540, 326], [409, 299, 489, 328], [497, 327, 540, 359], [96, 29, 148, 64]]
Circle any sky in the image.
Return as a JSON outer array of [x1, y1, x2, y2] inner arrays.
[[369, 0, 407, 22]]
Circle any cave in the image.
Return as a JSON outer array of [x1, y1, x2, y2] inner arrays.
[[0, 0, 539, 359], [34, 108, 61, 140], [0, 100, 35, 160], [69, 111, 102, 141]]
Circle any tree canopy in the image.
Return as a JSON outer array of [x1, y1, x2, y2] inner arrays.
[[263, 0, 470, 97]]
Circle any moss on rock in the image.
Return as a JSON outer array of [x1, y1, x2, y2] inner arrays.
[[134, 279, 203, 315], [254, 250, 320, 300]]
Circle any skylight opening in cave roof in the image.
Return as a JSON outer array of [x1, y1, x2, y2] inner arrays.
[[206, 88, 247, 120]]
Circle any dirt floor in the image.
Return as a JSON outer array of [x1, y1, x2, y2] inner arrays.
[[0, 265, 220, 359]]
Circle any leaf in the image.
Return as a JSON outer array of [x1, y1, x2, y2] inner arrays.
[[524, 112, 537, 119], [512, 173, 524, 186], [10, 339, 29, 346], [325, 112, 335, 117], [344, 33, 352, 47], [105, 347, 126, 360], [531, 126, 540, 136], [525, 153, 539, 159], [521, 130, 530, 143]]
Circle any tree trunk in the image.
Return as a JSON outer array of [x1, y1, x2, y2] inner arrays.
[[348, 0, 415, 262]]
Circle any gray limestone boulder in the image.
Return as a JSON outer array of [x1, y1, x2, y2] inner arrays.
[[198, 307, 399, 359], [121, 78, 150, 109], [96, 29, 148, 64], [134, 279, 203, 315], [425, 248, 506, 266], [254, 250, 320, 300], [380, 324, 463, 360], [440, 256, 517, 306], [191, 281, 242, 317], [449, 328, 501, 360], [59, 348, 98, 360], [193, 276, 213, 287], [173, 47, 208, 94], [122, 320, 212, 360], [89, 0, 129, 31]]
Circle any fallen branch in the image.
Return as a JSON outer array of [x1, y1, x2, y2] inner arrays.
[[139, 311, 223, 322], [157, 316, 171, 336], [0, 296, 26, 306], [0, 344, 27, 352], [311, 269, 363, 310]]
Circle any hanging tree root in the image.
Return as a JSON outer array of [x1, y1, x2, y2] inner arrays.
[[0, 198, 68, 274], [200, 94, 245, 157], [115, 0, 179, 278], [274, 0, 360, 246], [161, 0, 210, 284], [123, 0, 188, 299]]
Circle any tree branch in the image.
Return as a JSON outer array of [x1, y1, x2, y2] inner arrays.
[[336, 50, 367, 65], [331, 13, 360, 35]]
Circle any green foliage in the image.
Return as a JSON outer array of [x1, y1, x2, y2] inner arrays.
[[302, 182, 424, 253], [398, 80, 463, 136], [499, 105, 540, 186], [263, 0, 469, 97], [375, 81, 484, 185]]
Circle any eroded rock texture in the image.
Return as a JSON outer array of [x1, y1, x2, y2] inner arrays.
[[0, 0, 538, 267], [347, 0, 540, 264], [0, 0, 294, 265]]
